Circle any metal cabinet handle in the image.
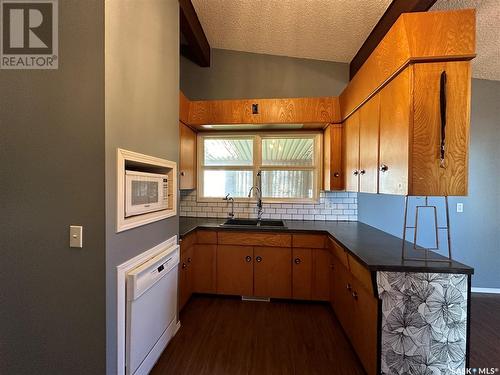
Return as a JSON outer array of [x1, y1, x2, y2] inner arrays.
[[352, 291, 358, 300], [294, 258, 301, 264], [245, 255, 252, 262], [256, 256, 262, 263], [182, 263, 187, 269], [187, 257, 192, 263], [180, 171, 185, 176], [359, 169, 366, 175], [380, 164, 389, 172], [346, 283, 351, 291], [353, 170, 359, 176], [440, 71, 447, 168], [333, 172, 340, 178]]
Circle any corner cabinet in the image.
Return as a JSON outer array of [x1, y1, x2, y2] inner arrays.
[[344, 61, 471, 196]]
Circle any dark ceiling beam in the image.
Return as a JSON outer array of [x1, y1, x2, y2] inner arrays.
[[349, 0, 438, 79], [179, 0, 211, 67]]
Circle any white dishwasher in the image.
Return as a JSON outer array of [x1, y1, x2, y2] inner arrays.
[[126, 245, 179, 375]]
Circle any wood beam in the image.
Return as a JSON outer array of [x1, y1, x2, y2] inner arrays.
[[179, 0, 211, 67], [349, 0, 437, 79]]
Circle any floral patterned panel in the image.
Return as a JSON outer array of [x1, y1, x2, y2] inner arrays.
[[376, 272, 468, 375]]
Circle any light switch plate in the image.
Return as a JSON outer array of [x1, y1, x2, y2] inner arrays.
[[456, 203, 464, 213], [70, 225, 83, 248]]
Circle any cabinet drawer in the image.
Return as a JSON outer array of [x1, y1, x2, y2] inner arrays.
[[197, 230, 217, 244], [292, 234, 326, 248], [348, 254, 373, 295], [328, 237, 349, 269], [218, 231, 291, 247]]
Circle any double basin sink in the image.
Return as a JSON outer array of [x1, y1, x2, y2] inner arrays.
[[220, 218, 287, 229]]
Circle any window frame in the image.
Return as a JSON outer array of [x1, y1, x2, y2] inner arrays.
[[197, 131, 323, 203]]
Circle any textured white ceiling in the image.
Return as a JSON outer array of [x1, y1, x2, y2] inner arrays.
[[192, 0, 392, 63], [431, 0, 500, 81], [193, 0, 500, 81]]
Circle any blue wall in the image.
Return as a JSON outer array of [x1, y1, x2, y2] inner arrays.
[[358, 78, 500, 288]]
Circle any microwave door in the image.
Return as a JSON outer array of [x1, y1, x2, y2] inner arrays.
[[126, 177, 160, 217]]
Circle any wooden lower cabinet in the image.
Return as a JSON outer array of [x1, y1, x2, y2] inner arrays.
[[179, 245, 194, 312], [311, 249, 331, 301], [292, 248, 312, 299], [216, 245, 254, 296], [254, 247, 292, 298], [350, 277, 378, 375], [192, 244, 216, 293], [330, 251, 378, 375], [182, 229, 380, 374]]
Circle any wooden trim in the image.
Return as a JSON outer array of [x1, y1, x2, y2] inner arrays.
[[179, 0, 211, 67], [180, 91, 191, 124], [218, 231, 292, 248], [188, 96, 340, 126], [116, 148, 177, 233], [340, 9, 476, 120], [349, 0, 438, 79]]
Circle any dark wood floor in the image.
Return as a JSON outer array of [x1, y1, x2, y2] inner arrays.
[[469, 293, 500, 368], [151, 295, 365, 375], [152, 293, 500, 375]]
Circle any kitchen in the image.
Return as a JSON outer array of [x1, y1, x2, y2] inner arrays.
[[0, 1, 499, 375]]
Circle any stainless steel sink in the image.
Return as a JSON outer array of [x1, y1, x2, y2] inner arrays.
[[220, 218, 286, 228]]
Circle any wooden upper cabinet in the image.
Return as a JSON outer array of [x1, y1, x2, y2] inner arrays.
[[343, 111, 360, 192], [253, 247, 292, 299], [358, 93, 380, 193], [179, 122, 196, 190], [323, 124, 343, 191], [345, 61, 471, 196], [411, 61, 471, 196], [379, 69, 411, 195]]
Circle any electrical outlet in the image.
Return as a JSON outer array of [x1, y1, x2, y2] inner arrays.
[[456, 203, 464, 213]]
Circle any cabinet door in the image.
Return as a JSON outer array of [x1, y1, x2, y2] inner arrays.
[[179, 246, 193, 312], [350, 280, 378, 375], [292, 248, 312, 300], [411, 61, 471, 196], [179, 122, 196, 190], [359, 93, 380, 193], [323, 124, 343, 191], [192, 244, 216, 293], [343, 111, 360, 192], [334, 264, 354, 338], [253, 247, 291, 298], [216, 245, 254, 296], [311, 249, 331, 301], [379, 68, 411, 195]]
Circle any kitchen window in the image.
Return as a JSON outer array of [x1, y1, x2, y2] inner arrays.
[[198, 133, 322, 202]]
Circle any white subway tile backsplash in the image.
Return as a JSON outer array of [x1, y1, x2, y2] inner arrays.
[[179, 190, 357, 221]]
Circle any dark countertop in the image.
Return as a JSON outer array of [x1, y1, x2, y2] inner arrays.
[[179, 217, 474, 275]]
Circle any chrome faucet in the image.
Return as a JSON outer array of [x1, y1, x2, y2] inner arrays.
[[223, 193, 235, 219], [248, 171, 263, 220]]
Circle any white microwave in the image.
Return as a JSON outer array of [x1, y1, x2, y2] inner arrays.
[[125, 170, 168, 217]]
